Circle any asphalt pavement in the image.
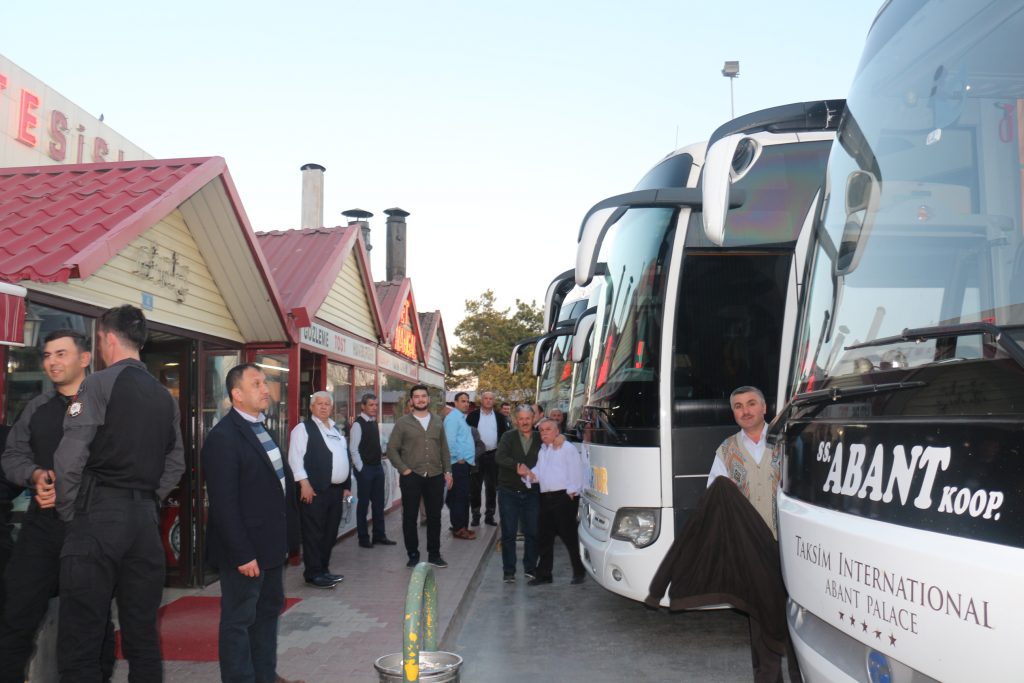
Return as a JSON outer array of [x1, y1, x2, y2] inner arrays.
[[452, 539, 760, 682]]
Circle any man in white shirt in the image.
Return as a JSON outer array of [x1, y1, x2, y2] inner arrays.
[[349, 393, 396, 549], [466, 391, 509, 527], [288, 391, 351, 588], [707, 385, 785, 683], [523, 419, 586, 585]]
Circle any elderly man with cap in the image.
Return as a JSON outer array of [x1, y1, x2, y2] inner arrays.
[[288, 391, 351, 588]]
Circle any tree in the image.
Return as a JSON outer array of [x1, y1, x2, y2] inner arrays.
[[448, 290, 543, 401]]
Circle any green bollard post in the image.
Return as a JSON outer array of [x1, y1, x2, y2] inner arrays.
[[402, 562, 438, 682]]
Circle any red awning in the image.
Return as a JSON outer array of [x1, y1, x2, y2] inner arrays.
[[0, 282, 27, 346]]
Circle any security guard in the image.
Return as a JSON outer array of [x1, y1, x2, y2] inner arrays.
[[52, 305, 185, 681], [0, 329, 116, 683]]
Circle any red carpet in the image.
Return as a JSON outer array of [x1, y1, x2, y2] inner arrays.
[[115, 596, 301, 661]]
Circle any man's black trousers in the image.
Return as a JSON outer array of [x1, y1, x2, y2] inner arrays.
[[299, 484, 344, 580], [536, 491, 585, 580], [469, 450, 497, 522], [399, 472, 445, 560], [354, 463, 387, 543], [58, 488, 164, 682], [0, 506, 115, 683]]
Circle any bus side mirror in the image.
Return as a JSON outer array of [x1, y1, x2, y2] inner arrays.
[[834, 170, 880, 276], [571, 311, 597, 363], [702, 134, 760, 246]]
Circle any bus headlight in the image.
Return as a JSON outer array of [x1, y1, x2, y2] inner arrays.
[[610, 508, 660, 548]]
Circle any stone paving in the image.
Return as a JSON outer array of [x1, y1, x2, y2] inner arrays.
[[109, 507, 496, 683]]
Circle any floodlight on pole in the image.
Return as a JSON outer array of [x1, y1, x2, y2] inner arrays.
[[722, 60, 739, 119]]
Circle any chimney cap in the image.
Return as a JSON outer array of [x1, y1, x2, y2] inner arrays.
[[300, 163, 326, 172], [384, 207, 410, 218], [342, 208, 374, 220]]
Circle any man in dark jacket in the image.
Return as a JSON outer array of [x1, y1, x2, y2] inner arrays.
[[0, 330, 115, 682], [494, 405, 541, 583], [202, 363, 302, 683], [465, 390, 509, 526]]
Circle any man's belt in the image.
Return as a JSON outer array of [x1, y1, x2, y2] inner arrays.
[[94, 483, 157, 501]]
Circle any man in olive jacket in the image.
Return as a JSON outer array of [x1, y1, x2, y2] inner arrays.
[[386, 385, 452, 568], [494, 404, 542, 582]]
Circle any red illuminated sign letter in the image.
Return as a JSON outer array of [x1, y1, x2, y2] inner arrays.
[[92, 137, 109, 162], [48, 110, 68, 161], [17, 89, 40, 147]]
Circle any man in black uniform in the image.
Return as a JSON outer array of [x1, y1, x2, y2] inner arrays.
[[0, 330, 116, 682], [52, 306, 185, 681], [0, 425, 18, 617]]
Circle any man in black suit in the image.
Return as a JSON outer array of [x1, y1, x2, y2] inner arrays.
[[465, 391, 510, 527], [202, 363, 302, 683]]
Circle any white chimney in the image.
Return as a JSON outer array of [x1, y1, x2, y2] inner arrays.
[[300, 163, 326, 228]]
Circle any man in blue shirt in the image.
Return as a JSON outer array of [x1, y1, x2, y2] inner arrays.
[[444, 392, 476, 540]]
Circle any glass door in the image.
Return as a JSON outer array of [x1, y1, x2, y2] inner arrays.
[[142, 337, 193, 587], [196, 348, 241, 585]]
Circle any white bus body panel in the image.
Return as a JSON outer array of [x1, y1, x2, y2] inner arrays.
[[779, 490, 1024, 683], [578, 442, 673, 603]]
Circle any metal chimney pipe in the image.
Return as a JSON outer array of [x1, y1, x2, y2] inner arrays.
[[342, 208, 374, 252], [300, 163, 326, 229], [384, 208, 410, 282]]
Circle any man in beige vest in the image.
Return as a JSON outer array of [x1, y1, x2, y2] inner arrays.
[[707, 385, 780, 534], [707, 385, 785, 683]]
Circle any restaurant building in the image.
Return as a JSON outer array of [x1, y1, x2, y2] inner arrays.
[[0, 157, 292, 586]]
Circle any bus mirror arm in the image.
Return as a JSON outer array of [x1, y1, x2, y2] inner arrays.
[[575, 189, 741, 287]]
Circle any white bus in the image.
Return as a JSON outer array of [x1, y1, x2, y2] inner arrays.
[[775, 2, 1024, 681], [573, 105, 840, 603], [510, 270, 597, 422]]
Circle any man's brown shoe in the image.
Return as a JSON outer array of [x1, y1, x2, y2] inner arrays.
[[275, 677, 305, 683], [454, 528, 476, 540]]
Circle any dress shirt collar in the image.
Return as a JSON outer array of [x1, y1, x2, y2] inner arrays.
[[234, 407, 267, 424]]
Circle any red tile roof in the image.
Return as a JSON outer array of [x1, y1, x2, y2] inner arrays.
[[257, 225, 384, 338], [0, 158, 228, 283]]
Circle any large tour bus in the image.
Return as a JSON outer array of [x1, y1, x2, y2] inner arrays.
[[573, 104, 841, 603], [511, 271, 604, 429], [774, 2, 1024, 681]]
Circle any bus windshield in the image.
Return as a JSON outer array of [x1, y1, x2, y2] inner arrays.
[[793, 1, 1024, 394], [536, 297, 590, 418], [587, 207, 675, 440]]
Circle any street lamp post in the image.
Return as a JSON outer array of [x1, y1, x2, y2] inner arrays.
[[722, 61, 740, 119]]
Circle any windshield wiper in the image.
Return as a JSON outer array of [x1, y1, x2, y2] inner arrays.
[[580, 405, 624, 445], [790, 380, 928, 407], [767, 380, 927, 440], [845, 322, 1024, 370]]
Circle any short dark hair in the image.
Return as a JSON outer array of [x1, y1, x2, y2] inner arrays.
[[43, 328, 90, 354], [360, 393, 377, 406], [453, 391, 469, 403], [225, 363, 261, 398], [500, 402, 510, 409], [409, 384, 429, 398], [97, 305, 147, 351]]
